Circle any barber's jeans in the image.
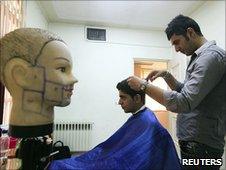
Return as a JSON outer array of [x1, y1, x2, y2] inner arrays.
[[179, 140, 224, 170]]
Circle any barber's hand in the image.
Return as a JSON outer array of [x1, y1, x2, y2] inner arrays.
[[146, 70, 167, 82], [127, 76, 146, 91]]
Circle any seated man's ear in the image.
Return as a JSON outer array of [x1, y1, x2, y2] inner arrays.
[[5, 58, 44, 91], [134, 94, 142, 103]]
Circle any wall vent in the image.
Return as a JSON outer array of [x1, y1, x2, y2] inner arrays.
[[86, 27, 106, 41]]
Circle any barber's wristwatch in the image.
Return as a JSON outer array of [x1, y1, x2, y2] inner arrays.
[[140, 80, 148, 91], [162, 71, 170, 80]]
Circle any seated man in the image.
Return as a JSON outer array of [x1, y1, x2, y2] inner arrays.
[[49, 78, 181, 170]]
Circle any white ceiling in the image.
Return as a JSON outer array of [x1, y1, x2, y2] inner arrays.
[[39, 1, 205, 30]]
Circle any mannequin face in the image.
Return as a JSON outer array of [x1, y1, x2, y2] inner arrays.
[[36, 40, 77, 107]]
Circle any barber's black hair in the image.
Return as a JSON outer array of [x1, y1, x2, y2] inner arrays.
[[116, 78, 145, 104], [165, 14, 203, 40]]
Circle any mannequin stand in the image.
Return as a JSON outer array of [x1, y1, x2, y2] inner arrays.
[[17, 137, 52, 170]]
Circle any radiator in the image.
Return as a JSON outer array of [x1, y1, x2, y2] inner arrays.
[[53, 122, 93, 152]]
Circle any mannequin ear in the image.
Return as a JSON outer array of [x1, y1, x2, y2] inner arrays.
[[11, 58, 45, 91], [12, 59, 33, 88]]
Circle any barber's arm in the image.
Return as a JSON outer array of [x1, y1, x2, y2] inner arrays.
[[127, 69, 183, 107], [127, 76, 191, 113], [146, 70, 183, 91], [127, 52, 225, 113], [127, 76, 165, 105]]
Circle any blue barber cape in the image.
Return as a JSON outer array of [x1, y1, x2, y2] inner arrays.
[[49, 108, 181, 170]]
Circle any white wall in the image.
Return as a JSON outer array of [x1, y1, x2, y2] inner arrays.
[[24, 1, 48, 29], [24, 0, 225, 149], [48, 23, 171, 146], [191, 1, 225, 49]]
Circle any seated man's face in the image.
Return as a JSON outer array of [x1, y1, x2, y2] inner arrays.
[[36, 40, 77, 107], [118, 90, 137, 113]]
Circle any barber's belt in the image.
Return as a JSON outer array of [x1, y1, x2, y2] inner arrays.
[[179, 140, 222, 154]]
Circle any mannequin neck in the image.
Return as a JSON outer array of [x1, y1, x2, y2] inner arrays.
[[9, 96, 54, 126], [9, 97, 54, 138]]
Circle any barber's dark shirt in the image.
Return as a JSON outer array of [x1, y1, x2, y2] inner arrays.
[[163, 41, 226, 150]]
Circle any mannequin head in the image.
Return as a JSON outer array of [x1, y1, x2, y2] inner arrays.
[[0, 28, 78, 137]]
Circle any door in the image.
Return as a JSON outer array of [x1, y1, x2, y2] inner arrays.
[[134, 60, 169, 130]]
